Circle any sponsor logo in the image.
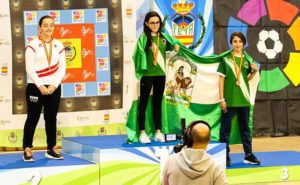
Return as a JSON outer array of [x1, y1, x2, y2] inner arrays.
[[56, 130, 64, 140], [24, 11, 37, 25], [76, 116, 90, 121], [16, 101, 24, 113], [82, 70, 92, 80], [75, 83, 86, 96], [96, 9, 107, 22], [81, 26, 91, 36], [49, 11, 60, 24], [257, 30, 283, 59], [15, 77, 24, 87], [104, 112, 110, 122], [89, 98, 98, 107], [0, 39, 10, 46], [29, 95, 38, 103], [37, 0, 45, 7], [60, 27, 70, 37], [72, 10, 84, 23], [98, 127, 107, 135], [126, 5, 133, 18], [64, 99, 73, 110], [96, 34, 108, 46], [97, 58, 109, 71], [171, 0, 196, 45], [82, 48, 93, 58], [225, 0, 300, 91], [113, 71, 121, 84], [112, 46, 120, 58], [112, 95, 121, 108], [1, 63, 8, 76], [63, 0, 70, 7], [0, 120, 12, 125], [8, 132, 18, 143], [98, 82, 110, 95]]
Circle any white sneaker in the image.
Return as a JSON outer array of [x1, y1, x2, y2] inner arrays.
[[154, 132, 165, 142], [139, 133, 151, 144]]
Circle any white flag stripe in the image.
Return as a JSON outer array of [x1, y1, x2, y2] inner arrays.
[[153, 42, 165, 73], [124, 55, 260, 113], [224, 57, 250, 102]]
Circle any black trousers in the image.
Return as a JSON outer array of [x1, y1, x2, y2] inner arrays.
[[23, 83, 61, 150], [219, 107, 252, 158], [138, 76, 166, 131]]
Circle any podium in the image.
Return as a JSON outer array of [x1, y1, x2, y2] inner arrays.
[[62, 135, 226, 184]]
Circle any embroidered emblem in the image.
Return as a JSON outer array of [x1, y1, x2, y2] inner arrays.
[[244, 61, 249, 69], [162, 38, 167, 45]]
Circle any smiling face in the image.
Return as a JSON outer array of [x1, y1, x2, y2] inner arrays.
[[39, 17, 54, 38], [231, 36, 244, 54], [146, 16, 160, 34]]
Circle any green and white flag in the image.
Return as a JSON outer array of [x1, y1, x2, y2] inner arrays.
[[125, 33, 260, 143]]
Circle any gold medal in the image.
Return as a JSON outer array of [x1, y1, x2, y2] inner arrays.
[[153, 59, 157, 65], [41, 36, 53, 68], [151, 33, 160, 66], [232, 52, 243, 87]]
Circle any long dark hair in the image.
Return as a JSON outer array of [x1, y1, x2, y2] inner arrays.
[[143, 11, 163, 47]]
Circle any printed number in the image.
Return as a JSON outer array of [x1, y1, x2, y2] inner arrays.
[[27, 171, 42, 185], [281, 168, 289, 180]]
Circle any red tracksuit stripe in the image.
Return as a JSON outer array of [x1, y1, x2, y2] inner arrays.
[[36, 63, 58, 73], [37, 67, 58, 77]]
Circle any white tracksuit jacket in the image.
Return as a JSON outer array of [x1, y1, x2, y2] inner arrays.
[[25, 38, 66, 88]]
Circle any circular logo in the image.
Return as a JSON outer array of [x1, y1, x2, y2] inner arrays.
[[227, 0, 300, 92]]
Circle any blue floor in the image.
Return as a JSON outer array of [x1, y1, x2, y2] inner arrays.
[[2, 133, 300, 171], [1, 151, 299, 170], [0, 151, 94, 170], [228, 151, 300, 169]]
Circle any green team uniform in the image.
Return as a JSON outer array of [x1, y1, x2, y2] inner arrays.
[[143, 35, 172, 76], [217, 52, 252, 107]]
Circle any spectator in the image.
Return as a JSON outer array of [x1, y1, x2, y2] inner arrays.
[[162, 120, 227, 185]]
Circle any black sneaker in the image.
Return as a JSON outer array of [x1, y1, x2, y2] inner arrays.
[[226, 157, 232, 166], [23, 150, 34, 162], [45, 149, 64, 160], [244, 153, 261, 165]]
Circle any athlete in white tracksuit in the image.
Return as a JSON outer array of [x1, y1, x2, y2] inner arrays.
[[23, 15, 66, 162]]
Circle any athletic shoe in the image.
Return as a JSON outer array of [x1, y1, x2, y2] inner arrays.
[[139, 133, 151, 144], [226, 157, 231, 166], [154, 132, 165, 142], [23, 149, 34, 162], [45, 149, 64, 160], [244, 153, 261, 165]]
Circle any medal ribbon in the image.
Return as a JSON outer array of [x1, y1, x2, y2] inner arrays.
[[151, 33, 160, 65], [41, 37, 53, 67], [232, 52, 243, 84]]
